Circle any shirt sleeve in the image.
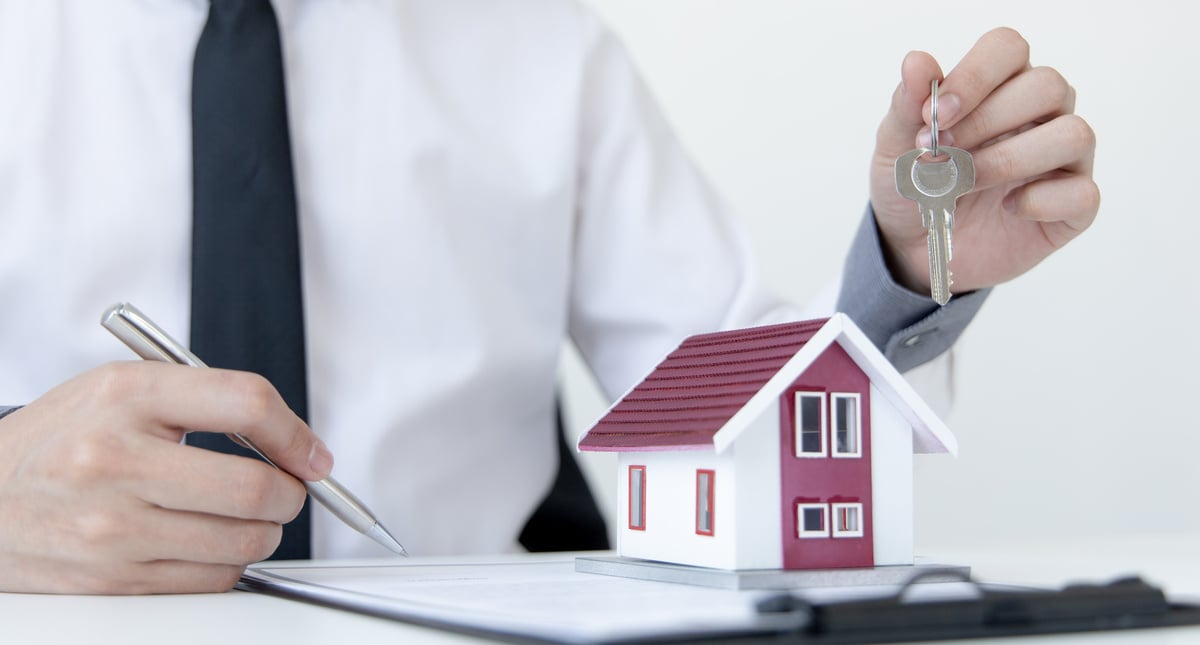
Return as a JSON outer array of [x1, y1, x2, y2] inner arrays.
[[837, 204, 991, 373]]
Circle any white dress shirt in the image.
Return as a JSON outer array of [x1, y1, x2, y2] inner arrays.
[[0, 0, 971, 558], [0, 0, 811, 558]]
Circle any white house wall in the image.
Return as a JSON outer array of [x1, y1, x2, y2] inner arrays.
[[870, 383, 914, 566], [732, 399, 783, 569], [614, 404, 784, 571], [617, 450, 737, 568]]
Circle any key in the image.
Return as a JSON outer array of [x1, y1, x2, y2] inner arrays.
[[894, 146, 974, 305]]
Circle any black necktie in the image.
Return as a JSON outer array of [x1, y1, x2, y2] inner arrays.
[[188, 0, 311, 560]]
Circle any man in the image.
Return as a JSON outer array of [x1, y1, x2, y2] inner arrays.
[[0, 1, 1096, 594]]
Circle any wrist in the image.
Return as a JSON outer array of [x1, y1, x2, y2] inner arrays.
[[838, 206, 992, 372]]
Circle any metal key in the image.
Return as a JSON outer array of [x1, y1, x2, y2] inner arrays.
[[894, 79, 974, 305], [894, 145, 974, 305]]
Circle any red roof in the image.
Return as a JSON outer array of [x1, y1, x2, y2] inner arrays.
[[579, 319, 828, 451]]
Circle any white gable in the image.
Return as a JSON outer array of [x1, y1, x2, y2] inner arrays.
[[711, 313, 956, 456]]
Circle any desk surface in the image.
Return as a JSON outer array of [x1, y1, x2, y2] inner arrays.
[[4, 531, 1199, 644]]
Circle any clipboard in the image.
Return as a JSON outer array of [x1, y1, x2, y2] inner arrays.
[[755, 570, 1200, 643], [239, 558, 1200, 644]]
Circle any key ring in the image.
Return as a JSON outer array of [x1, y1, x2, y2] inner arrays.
[[930, 79, 940, 157]]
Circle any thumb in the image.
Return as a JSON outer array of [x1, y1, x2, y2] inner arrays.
[[876, 50, 943, 159]]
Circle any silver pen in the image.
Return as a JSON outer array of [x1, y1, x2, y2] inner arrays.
[[101, 302, 408, 557]]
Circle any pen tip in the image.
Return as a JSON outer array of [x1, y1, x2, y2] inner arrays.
[[368, 522, 409, 557]]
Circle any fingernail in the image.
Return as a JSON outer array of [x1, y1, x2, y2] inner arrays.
[[309, 439, 334, 477], [937, 93, 961, 124]]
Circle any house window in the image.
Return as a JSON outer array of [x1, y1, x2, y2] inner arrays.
[[695, 470, 715, 536], [794, 392, 826, 457], [628, 466, 646, 530], [831, 393, 861, 457], [832, 503, 864, 538], [796, 503, 828, 538]]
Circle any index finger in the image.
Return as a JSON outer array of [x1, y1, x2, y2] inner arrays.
[[119, 362, 333, 482], [934, 27, 1032, 130]]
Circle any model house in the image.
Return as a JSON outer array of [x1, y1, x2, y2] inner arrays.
[[577, 314, 956, 571]]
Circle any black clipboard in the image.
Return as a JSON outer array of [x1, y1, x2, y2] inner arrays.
[[753, 571, 1200, 644]]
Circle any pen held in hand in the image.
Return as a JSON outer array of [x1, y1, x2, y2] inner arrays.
[[101, 302, 408, 557]]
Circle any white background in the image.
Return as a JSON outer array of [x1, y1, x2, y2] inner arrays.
[[565, 0, 1199, 551]]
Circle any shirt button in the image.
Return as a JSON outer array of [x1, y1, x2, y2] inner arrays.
[[902, 334, 922, 347]]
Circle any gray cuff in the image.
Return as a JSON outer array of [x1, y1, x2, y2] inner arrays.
[[0, 406, 22, 422], [836, 205, 990, 372]]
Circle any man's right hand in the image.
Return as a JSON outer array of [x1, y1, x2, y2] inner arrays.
[[0, 361, 333, 594]]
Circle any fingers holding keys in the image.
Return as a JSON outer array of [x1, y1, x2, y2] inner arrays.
[[0, 362, 328, 594], [937, 28, 1098, 252], [926, 28, 1032, 132], [874, 28, 1032, 159], [870, 27, 1098, 294], [927, 27, 1094, 193], [935, 65, 1077, 152]]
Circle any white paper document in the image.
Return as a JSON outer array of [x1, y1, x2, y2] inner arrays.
[[240, 554, 969, 643]]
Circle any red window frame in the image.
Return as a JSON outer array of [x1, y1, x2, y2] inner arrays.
[[628, 466, 647, 531], [695, 469, 715, 536]]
